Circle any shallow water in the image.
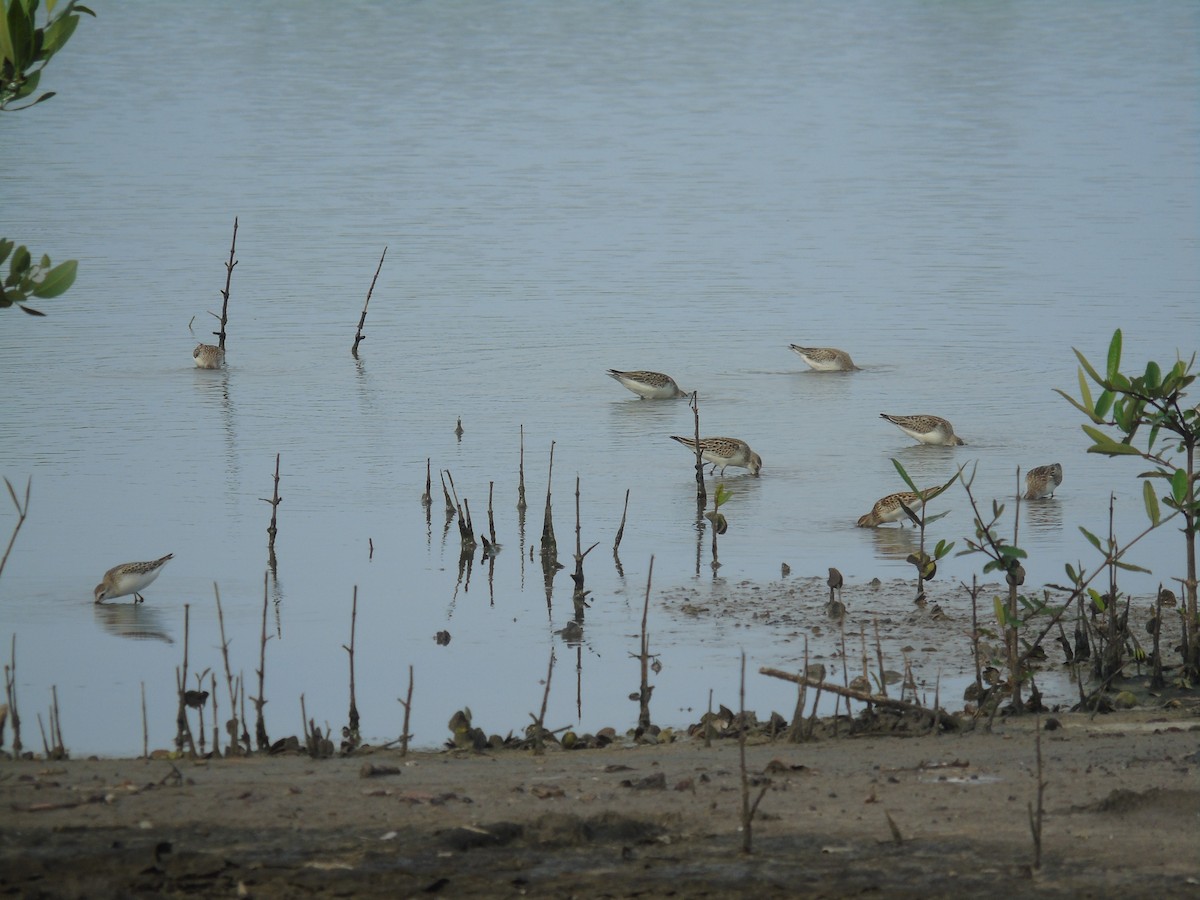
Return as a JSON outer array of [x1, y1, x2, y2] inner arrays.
[[1, 1, 1197, 755]]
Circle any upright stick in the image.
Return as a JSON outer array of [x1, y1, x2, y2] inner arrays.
[[214, 216, 238, 351], [352, 246, 387, 357]]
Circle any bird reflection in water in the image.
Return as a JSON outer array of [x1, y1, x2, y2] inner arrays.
[[94, 602, 174, 644]]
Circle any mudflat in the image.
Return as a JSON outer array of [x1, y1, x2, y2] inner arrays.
[[3, 708, 1198, 898]]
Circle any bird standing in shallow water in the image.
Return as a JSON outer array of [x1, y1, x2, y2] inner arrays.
[[670, 435, 762, 477], [879, 413, 966, 446], [1024, 463, 1063, 499], [606, 369, 689, 399], [789, 345, 859, 372], [94, 554, 174, 604], [193, 344, 224, 369], [856, 490, 940, 528]]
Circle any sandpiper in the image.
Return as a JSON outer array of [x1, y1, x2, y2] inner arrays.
[[1024, 463, 1063, 500], [856, 490, 939, 528], [193, 343, 225, 369], [789, 345, 859, 372], [670, 435, 762, 477], [94, 553, 174, 604], [606, 369, 688, 399], [879, 413, 966, 446]]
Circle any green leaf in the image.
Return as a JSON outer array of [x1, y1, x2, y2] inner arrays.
[[993, 596, 1007, 627], [1106, 329, 1123, 381], [11, 67, 39, 101], [18, 302, 45, 316], [9, 245, 31, 280], [934, 539, 955, 559], [1093, 389, 1113, 420], [1113, 560, 1152, 574], [0, 239, 12, 265], [891, 458, 917, 494], [997, 545, 1028, 560], [1144, 360, 1161, 391], [1078, 526, 1102, 551], [923, 509, 952, 526], [1087, 588, 1107, 612], [1073, 348, 1104, 387], [1065, 563, 1078, 583], [1077, 366, 1094, 412], [31, 258, 76, 297], [40, 10, 78, 58], [6, 0, 34, 71], [1172, 468, 1189, 504], [1143, 479, 1161, 526], [1053, 388, 1102, 423]]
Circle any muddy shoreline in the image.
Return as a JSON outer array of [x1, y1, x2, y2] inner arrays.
[[3, 707, 1198, 898]]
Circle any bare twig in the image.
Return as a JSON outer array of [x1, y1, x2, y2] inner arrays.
[[532, 647, 555, 755], [637, 556, 655, 733], [739, 651, 769, 853], [260, 454, 282, 566], [398, 665, 414, 757]]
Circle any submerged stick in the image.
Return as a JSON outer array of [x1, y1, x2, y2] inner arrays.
[[214, 216, 238, 351], [421, 458, 432, 507], [351, 246, 387, 357], [213, 583, 241, 755], [175, 604, 192, 757], [571, 475, 598, 601]]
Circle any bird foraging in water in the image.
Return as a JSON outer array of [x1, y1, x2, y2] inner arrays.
[[879, 413, 965, 446], [1024, 463, 1063, 499], [856, 489, 941, 528], [670, 435, 762, 477], [193, 344, 224, 369], [789, 345, 859, 372], [606, 369, 689, 399], [94, 553, 174, 604]]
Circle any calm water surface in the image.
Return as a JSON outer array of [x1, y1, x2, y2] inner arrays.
[[2, 1, 1197, 755]]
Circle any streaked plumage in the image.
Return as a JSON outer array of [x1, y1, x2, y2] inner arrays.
[[856, 490, 940, 528], [606, 369, 688, 399], [1024, 463, 1063, 500], [94, 553, 174, 604], [193, 343, 225, 369], [789, 345, 859, 372], [879, 413, 966, 446], [670, 435, 762, 477]]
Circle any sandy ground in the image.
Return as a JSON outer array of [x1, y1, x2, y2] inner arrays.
[[3, 705, 1199, 899]]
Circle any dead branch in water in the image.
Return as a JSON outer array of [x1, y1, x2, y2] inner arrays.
[[5, 635, 23, 757], [351, 246, 387, 357], [397, 665, 414, 757], [517, 425, 527, 511], [540, 441, 558, 563], [532, 647, 555, 756], [570, 476, 599, 604]]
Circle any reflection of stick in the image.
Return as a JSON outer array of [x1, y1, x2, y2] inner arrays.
[[517, 425, 527, 511], [0, 476, 31, 581], [533, 648, 555, 756], [351, 246, 387, 357], [759, 667, 960, 729]]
